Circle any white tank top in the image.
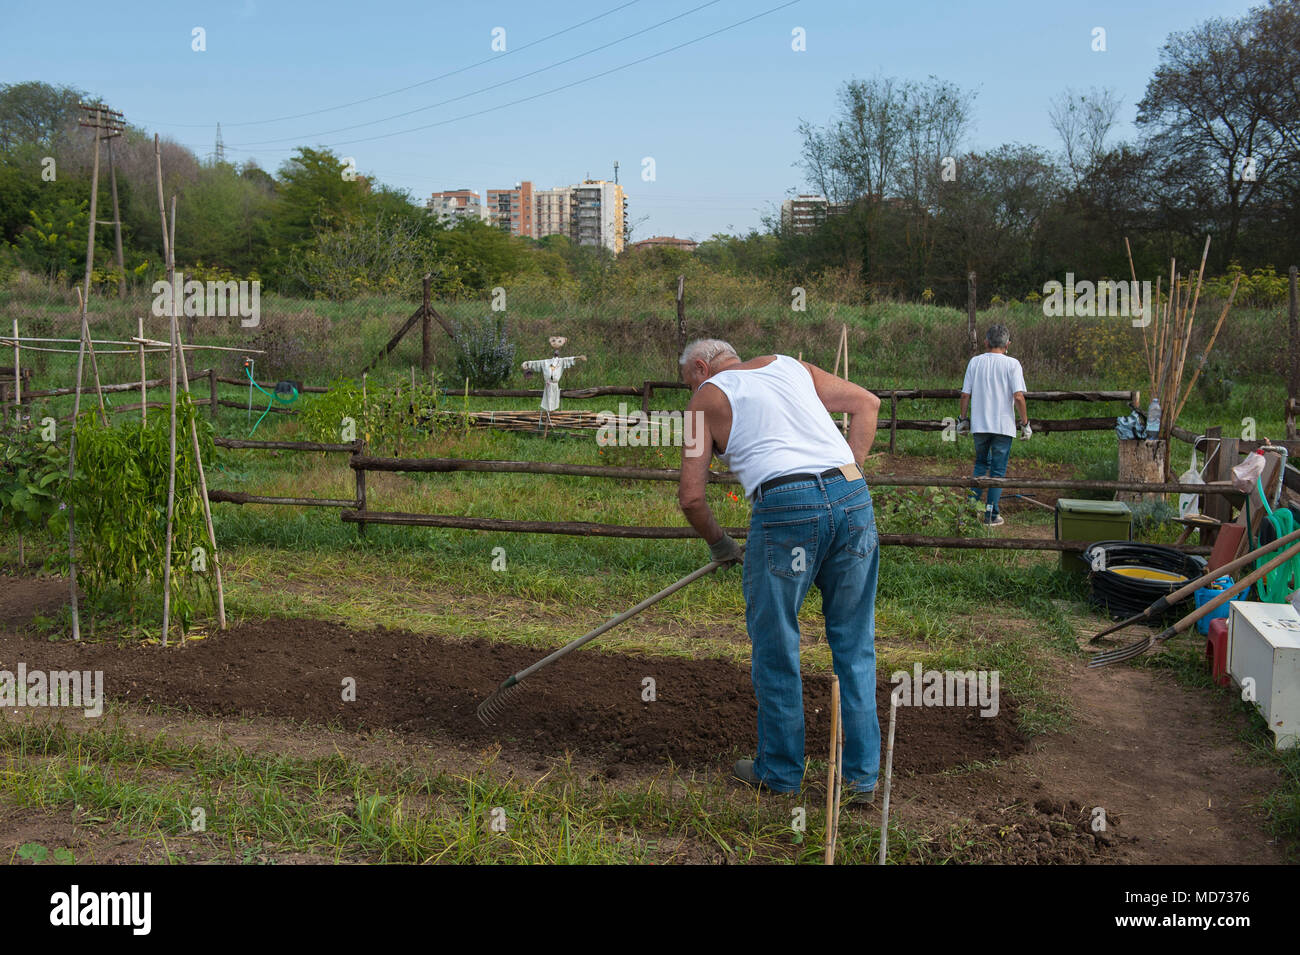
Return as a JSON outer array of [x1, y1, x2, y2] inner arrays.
[[706, 354, 855, 499]]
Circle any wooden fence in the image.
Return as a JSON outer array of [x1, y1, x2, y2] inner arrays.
[[203, 439, 1229, 554]]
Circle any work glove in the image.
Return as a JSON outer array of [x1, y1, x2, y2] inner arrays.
[[1020, 422, 1032, 441], [708, 534, 745, 566], [956, 416, 970, 436]]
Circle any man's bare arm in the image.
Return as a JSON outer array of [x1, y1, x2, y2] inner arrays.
[[959, 393, 970, 418], [1014, 391, 1028, 426], [801, 360, 881, 464], [678, 389, 726, 545]]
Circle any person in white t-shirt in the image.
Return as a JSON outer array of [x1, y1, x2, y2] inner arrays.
[[958, 324, 1030, 527]]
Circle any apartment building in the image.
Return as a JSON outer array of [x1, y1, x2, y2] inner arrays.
[[486, 181, 535, 238], [426, 189, 485, 224]]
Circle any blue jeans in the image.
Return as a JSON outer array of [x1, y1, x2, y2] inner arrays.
[[971, 433, 1013, 513], [743, 473, 881, 792]]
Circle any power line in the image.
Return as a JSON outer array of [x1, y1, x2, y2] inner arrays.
[[229, 0, 725, 148], [139, 0, 643, 129], [219, 0, 803, 155]]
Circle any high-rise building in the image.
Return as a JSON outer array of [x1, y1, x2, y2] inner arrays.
[[534, 186, 572, 239], [486, 181, 534, 238], [427, 189, 485, 224], [568, 179, 626, 253]]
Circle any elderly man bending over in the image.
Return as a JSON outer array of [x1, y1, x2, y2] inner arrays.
[[676, 338, 883, 801]]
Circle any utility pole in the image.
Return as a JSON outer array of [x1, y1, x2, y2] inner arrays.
[[82, 104, 126, 298]]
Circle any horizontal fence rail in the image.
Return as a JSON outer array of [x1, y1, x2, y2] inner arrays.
[[346, 454, 1241, 497]]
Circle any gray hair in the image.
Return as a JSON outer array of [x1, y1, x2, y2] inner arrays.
[[986, 324, 1010, 348], [679, 338, 739, 367]]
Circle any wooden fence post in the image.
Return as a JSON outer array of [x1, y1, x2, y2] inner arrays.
[[967, 271, 978, 355], [422, 273, 432, 375], [208, 367, 218, 420], [354, 438, 367, 538], [888, 393, 898, 454], [675, 275, 686, 372]]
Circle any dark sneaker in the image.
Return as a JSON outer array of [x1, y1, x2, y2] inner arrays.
[[732, 759, 795, 794], [984, 513, 1005, 527], [843, 786, 876, 806]]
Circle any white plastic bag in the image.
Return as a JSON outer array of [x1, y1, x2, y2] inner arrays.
[[1178, 448, 1204, 519], [1231, 450, 1267, 494]]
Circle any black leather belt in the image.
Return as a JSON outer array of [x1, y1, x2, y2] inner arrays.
[[759, 465, 860, 497]]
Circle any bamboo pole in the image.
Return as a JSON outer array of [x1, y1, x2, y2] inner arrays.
[[65, 110, 108, 642], [1124, 238, 1154, 397], [1167, 237, 1212, 441], [156, 153, 177, 644], [841, 324, 850, 435], [73, 287, 108, 427], [10, 319, 18, 420], [878, 689, 900, 865], [824, 675, 841, 865], [12, 318, 21, 565], [138, 317, 147, 424], [173, 326, 227, 630], [1173, 273, 1239, 426]]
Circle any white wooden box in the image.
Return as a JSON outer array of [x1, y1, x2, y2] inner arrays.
[[1228, 602, 1300, 750]]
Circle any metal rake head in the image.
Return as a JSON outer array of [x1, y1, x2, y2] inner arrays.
[[1088, 627, 1174, 668], [476, 677, 525, 726]]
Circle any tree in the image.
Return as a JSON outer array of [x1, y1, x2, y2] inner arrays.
[[1048, 87, 1122, 187], [0, 81, 84, 152], [1137, 3, 1300, 264]]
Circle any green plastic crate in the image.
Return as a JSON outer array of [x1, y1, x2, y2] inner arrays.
[[1056, 498, 1133, 577]]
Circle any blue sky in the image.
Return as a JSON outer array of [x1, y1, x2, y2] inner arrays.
[[1, 0, 1260, 241]]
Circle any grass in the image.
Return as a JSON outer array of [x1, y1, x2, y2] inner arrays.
[[1, 287, 1294, 863], [0, 717, 963, 864]]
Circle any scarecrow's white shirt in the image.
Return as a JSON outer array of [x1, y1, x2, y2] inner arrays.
[[521, 356, 579, 411]]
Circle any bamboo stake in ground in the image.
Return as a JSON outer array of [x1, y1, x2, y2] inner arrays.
[[138, 317, 147, 425], [66, 107, 109, 642], [1124, 238, 1154, 398], [1173, 274, 1240, 426], [154, 140, 178, 644], [878, 687, 900, 865], [173, 321, 227, 630], [824, 675, 842, 864], [74, 287, 109, 426]]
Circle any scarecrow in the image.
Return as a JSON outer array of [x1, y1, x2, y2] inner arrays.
[[521, 336, 586, 430]]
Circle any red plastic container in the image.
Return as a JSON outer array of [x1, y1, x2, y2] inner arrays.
[[1206, 618, 1230, 687]]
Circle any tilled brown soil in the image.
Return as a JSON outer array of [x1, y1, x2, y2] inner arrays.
[[0, 614, 1023, 775]]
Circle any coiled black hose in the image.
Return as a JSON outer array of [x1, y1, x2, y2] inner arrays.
[[1085, 541, 1208, 620]]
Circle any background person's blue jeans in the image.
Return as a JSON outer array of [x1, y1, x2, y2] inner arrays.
[[970, 433, 1013, 513], [742, 473, 880, 792]]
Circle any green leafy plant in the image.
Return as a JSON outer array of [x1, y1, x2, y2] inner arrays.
[[48, 395, 216, 633], [0, 419, 66, 547], [300, 375, 446, 455], [876, 486, 987, 536], [16, 843, 74, 864]]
